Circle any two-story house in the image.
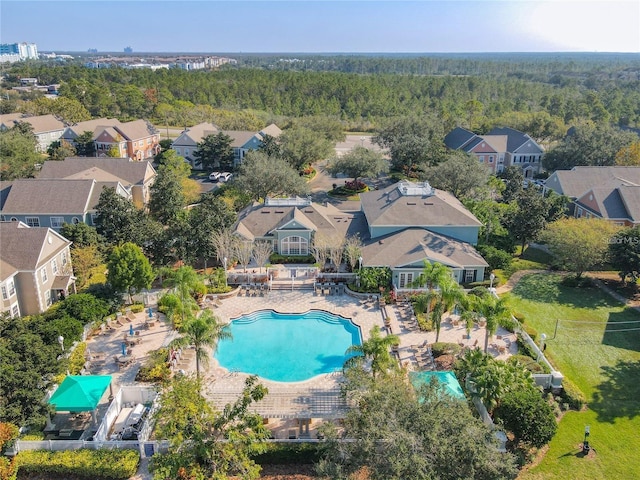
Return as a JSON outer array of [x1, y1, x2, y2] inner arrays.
[[444, 126, 544, 177], [0, 113, 66, 152], [38, 157, 157, 207], [234, 180, 488, 287], [545, 166, 640, 224], [172, 123, 282, 169], [0, 221, 75, 317], [0, 178, 131, 229]]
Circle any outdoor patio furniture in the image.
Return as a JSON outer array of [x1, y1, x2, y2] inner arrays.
[[115, 319, 124, 327], [126, 311, 136, 322]]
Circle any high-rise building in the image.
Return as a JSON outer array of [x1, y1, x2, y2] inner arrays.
[[0, 42, 39, 62]]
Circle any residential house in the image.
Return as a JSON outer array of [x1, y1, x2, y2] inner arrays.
[[573, 185, 640, 226], [0, 178, 131, 229], [544, 166, 640, 220], [0, 221, 75, 317], [444, 126, 544, 177], [93, 120, 160, 160], [37, 157, 156, 207], [172, 123, 282, 169], [234, 180, 487, 286], [0, 113, 66, 152], [171, 123, 219, 168], [60, 118, 160, 160]]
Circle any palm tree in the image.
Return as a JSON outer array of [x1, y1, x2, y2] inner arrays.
[[431, 276, 464, 342], [165, 266, 205, 326], [476, 294, 512, 353], [344, 326, 400, 380], [410, 261, 450, 319], [171, 309, 232, 381]]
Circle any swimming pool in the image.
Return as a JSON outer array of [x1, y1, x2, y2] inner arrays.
[[214, 309, 362, 382]]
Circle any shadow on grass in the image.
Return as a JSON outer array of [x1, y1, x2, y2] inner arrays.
[[602, 310, 640, 353], [590, 359, 640, 423], [511, 274, 619, 309]]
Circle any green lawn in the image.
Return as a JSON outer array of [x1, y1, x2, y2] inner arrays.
[[503, 274, 640, 480]]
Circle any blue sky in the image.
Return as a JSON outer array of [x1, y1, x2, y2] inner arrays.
[[2, 1, 639, 53]]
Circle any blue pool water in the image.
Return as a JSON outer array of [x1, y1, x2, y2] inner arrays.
[[215, 309, 362, 382]]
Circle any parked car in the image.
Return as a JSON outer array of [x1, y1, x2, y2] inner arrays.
[[209, 172, 221, 181], [219, 172, 233, 182]]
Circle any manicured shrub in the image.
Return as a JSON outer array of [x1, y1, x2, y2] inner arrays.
[[477, 245, 512, 271], [431, 342, 461, 357], [269, 253, 316, 264], [137, 348, 171, 383], [559, 377, 587, 411], [513, 312, 526, 324], [508, 354, 545, 374], [253, 442, 321, 464], [16, 448, 139, 479], [522, 324, 539, 342], [0, 422, 19, 453], [129, 303, 145, 313], [0, 456, 17, 480]]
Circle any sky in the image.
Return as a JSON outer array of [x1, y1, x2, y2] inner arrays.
[[1, 0, 639, 53]]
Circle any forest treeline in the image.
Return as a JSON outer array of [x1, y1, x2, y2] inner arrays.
[[3, 54, 640, 137]]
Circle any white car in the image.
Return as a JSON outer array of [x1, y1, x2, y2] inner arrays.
[[209, 172, 221, 181], [219, 172, 233, 182]]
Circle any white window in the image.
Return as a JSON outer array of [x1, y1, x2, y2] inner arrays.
[[184, 148, 189, 156], [1, 285, 6, 300], [26, 217, 40, 227], [281, 236, 308, 255], [8, 281, 15, 297], [175, 148, 181, 155], [465, 270, 475, 282], [45, 289, 52, 307], [577, 207, 583, 218], [50, 217, 64, 228], [62, 251, 68, 266], [399, 273, 413, 288], [489, 156, 494, 163], [41, 267, 48, 283], [52, 259, 58, 274], [479, 155, 484, 162], [11, 304, 19, 317]]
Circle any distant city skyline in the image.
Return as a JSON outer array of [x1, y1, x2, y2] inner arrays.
[[2, 1, 639, 54]]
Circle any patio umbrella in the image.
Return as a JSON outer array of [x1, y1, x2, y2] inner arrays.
[[121, 342, 126, 356], [129, 324, 134, 336], [148, 307, 153, 318]]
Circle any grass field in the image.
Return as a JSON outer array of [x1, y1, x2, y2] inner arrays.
[[503, 274, 640, 480]]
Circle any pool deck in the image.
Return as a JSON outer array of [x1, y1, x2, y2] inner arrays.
[[83, 290, 517, 428]]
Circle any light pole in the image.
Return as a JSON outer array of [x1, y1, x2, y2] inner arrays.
[[360, 137, 365, 147], [358, 256, 363, 271], [58, 335, 64, 353], [223, 257, 228, 287], [582, 425, 591, 453], [357, 256, 363, 287], [489, 273, 495, 290], [537, 333, 547, 362]]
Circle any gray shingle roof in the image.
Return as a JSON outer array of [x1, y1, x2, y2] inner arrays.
[[620, 186, 640, 222], [0, 221, 71, 271], [172, 123, 219, 147], [38, 157, 155, 186], [2, 179, 99, 214], [361, 228, 488, 268], [64, 118, 121, 137], [444, 127, 476, 150], [546, 166, 640, 199], [360, 181, 482, 228], [0, 114, 65, 134]]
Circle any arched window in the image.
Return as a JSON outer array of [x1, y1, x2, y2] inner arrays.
[[281, 236, 308, 255]]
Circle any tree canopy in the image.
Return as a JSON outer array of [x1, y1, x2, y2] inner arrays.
[[194, 132, 234, 171], [608, 226, 640, 284], [106, 243, 154, 302], [280, 126, 334, 171], [234, 150, 309, 202], [423, 150, 490, 199], [0, 125, 40, 180], [327, 146, 387, 183]]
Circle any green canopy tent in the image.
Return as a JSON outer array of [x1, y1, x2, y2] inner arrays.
[[48, 375, 113, 425], [409, 371, 466, 400]]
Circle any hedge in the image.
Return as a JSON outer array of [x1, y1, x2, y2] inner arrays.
[[431, 342, 461, 357], [269, 253, 316, 264], [252, 442, 321, 464], [16, 449, 139, 479], [559, 377, 587, 411]]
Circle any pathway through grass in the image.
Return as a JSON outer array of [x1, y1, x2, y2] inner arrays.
[[503, 274, 640, 480]]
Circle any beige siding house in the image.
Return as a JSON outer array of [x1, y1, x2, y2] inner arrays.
[[0, 221, 75, 317]]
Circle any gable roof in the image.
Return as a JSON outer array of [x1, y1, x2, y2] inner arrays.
[[259, 124, 283, 138], [38, 157, 156, 186], [223, 130, 261, 148], [0, 114, 65, 134], [1, 178, 124, 215], [63, 118, 121, 138], [576, 185, 640, 222], [478, 135, 508, 154], [0, 221, 71, 272], [113, 119, 156, 140], [444, 127, 477, 150], [361, 228, 488, 269], [360, 181, 482, 229], [487, 127, 543, 154], [545, 166, 640, 199], [172, 123, 219, 146], [235, 200, 366, 241]]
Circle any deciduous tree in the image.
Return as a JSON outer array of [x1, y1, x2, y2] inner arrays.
[[0, 126, 40, 180], [47, 139, 76, 161], [609, 226, 640, 284], [280, 126, 333, 171], [422, 150, 490, 199], [73, 131, 96, 157], [234, 151, 309, 202], [542, 217, 620, 278], [327, 146, 387, 184], [194, 132, 234, 171], [106, 243, 154, 303]]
